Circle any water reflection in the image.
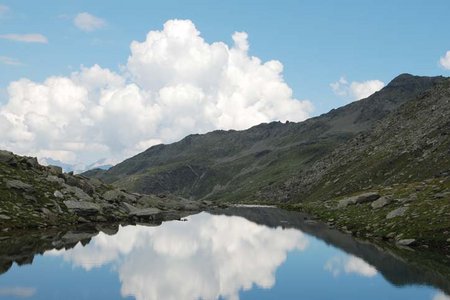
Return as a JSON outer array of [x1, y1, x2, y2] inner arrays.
[[0, 208, 449, 300], [324, 255, 378, 278], [46, 213, 309, 300]]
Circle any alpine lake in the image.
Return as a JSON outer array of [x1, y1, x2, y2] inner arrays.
[[0, 207, 449, 300]]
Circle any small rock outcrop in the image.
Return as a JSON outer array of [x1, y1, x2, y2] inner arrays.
[[338, 192, 380, 208], [386, 207, 408, 219]]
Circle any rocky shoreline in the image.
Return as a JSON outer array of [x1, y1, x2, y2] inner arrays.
[[0, 150, 224, 230], [280, 176, 450, 256]]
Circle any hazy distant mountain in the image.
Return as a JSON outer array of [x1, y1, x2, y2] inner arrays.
[[84, 74, 448, 203], [42, 157, 112, 174]]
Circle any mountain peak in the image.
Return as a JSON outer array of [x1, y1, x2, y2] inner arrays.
[[386, 73, 445, 89]]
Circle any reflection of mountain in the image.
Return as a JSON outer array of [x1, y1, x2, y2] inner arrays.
[[46, 213, 309, 300], [212, 207, 450, 296]]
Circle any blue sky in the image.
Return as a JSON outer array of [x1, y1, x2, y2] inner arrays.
[[0, 0, 449, 165]]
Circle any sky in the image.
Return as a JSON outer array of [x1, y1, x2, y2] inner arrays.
[[0, 0, 449, 168]]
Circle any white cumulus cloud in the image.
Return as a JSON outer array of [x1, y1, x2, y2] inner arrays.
[[0, 33, 48, 43], [0, 19, 313, 166], [331, 76, 385, 101], [74, 12, 107, 32], [439, 51, 450, 70]]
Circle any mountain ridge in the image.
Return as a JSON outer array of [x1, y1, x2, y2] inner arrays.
[[84, 73, 448, 203]]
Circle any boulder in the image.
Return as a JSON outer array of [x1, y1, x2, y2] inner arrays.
[[53, 190, 64, 199], [63, 200, 100, 216], [5, 180, 35, 193], [103, 189, 123, 202], [386, 207, 408, 219], [338, 192, 380, 208], [48, 165, 63, 175], [0, 150, 17, 166], [62, 185, 93, 202], [46, 175, 65, 185], [65, 175, 95, 195], [25, 157, 40, 169], [132, 207, 161, 218], [371, 197, 392, 209]]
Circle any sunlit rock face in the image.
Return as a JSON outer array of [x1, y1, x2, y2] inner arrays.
[[46, 212, 309, 300]]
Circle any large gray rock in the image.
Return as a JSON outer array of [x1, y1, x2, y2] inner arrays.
[[103, 189, 123, 202], [132, 207, 161, 218], [48, 165, 63, 175], [6, 180, 35, 193], [24, 157, 40, 169], [386, 207, 408, 219], [0, 150, 17, 166], [46, 175, 65, 185], [338, 192, 380, 208], [121, 202, 161, 219], [371, 196, 392, 209], [63, 185, 93, 202], [63, 200, 100, 216]]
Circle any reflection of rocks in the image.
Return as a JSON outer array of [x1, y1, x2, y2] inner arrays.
[[211, 207, 450, 296], [0, 210, 195, 276]]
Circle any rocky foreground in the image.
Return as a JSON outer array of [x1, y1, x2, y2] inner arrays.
[[0, 150, 219, 230]]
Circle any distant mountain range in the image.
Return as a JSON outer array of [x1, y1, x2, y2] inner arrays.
[[42, 157, 112, 174], [84, 73, 449, 204]]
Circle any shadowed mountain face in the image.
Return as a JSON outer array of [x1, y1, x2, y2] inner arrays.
[[84, 74, 448, 203]]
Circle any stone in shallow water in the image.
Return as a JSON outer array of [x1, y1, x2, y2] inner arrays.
[[63, 200, 100, 216]]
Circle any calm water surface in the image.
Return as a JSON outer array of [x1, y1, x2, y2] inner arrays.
[[0, 208, 449, 300]]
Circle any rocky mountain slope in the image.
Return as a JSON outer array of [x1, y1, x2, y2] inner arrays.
[[0, 150, 208, 229], [85, 74, 447, 203]]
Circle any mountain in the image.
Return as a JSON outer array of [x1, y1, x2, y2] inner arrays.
[[85, 74, 447, 203], [41, 157, 112, 174]]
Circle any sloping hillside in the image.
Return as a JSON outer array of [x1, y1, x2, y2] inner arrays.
[[85, 74, 446, 203]]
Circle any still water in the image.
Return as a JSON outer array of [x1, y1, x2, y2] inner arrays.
[[0, 207, 449, 300]]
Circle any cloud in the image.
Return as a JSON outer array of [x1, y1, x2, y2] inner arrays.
[[0, 19, 313, 166], [324, 255, 378, 278], [0, 286, 36, 298], [74, 12, 107, 32], [46, 212, 309, 300], [0, 56, 22, 66], [439, 51, 450, 70], [433, 291, 450, 300], [331, 76, 384, 101], [0, 34, 48, 43]]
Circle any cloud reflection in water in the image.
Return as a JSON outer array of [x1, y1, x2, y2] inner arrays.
[[46, 212, 309, 300]]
